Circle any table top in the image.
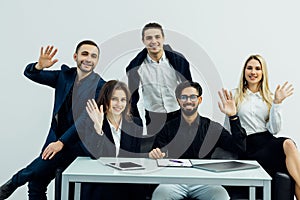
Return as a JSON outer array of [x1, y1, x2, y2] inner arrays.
[[62, 157, 271, 185]]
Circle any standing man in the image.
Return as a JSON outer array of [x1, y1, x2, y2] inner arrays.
[[126, 22, 192, 136], [0, 40, 105, 199], [149, 81, 247, 200]]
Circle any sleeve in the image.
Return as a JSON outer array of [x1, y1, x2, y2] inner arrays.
[[126, 50, 147, 119], [217, 117, 247, 155], [23, 62, 60, 88], [151, 124, 171, 151], [266, 103, 282, 134], [82, 119, 106, 159], [127, 67, 141, 118]]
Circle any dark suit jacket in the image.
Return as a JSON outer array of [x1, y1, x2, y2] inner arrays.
[[152, 115, 247, 159], [24, 63, 105, 150], [82, 116, 143, 159]]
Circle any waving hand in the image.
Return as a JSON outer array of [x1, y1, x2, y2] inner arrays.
[[274, 82, 294, 104], [35, 45, 59, 70], [86, 99, 104, 135], [218, 88, 237, 117]]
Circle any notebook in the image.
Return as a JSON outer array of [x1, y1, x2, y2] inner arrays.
[[192, 161, 259, 172], [106, 161, 145, 170]]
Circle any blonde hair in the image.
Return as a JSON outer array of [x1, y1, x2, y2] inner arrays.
[[235, 55, 273, 114]]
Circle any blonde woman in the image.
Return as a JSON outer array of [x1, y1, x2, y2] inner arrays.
[[231, 55, 299, 199]]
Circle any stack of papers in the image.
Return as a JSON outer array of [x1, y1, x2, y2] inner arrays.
[[156, 159, 193, 167]]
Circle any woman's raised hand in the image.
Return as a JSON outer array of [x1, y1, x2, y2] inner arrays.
[[274, 82, 294, 104], [86, 99, 104, 135]]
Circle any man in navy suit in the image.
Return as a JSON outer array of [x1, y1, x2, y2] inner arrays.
[[0, 40, 105, 200]]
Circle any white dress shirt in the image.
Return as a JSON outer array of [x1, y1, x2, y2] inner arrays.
[[137, 53, 181, 113], [107, 119, 122, 157], [237, 89, 282, 135]]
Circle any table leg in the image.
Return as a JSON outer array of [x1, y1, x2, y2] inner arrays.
[[74, 183, 81, 200], [249, 186, 256, 200], [263, 180, 271, 200], [61, 177, 69, 200]]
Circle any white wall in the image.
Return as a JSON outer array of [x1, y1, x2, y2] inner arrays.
[[0, 0, 299, 199]]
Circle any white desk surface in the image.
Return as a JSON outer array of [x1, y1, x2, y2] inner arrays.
[[62, 157, 271, 200]]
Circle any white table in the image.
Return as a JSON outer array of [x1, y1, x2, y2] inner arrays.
[[61, 157, 271, 200]]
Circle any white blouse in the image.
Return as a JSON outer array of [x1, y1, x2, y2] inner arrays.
[[107, 119, 122, 157], [237, 89, 282, 135]]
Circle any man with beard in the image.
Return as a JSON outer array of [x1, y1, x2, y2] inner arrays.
[[149, 81, 246, 200], [0, 40, 105, 200]]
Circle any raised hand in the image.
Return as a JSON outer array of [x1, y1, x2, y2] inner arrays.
[[274, 82, 294, 104], [86, 99, 104, 135], [218, 88, 237, 117], [35, 45, 59, 70]]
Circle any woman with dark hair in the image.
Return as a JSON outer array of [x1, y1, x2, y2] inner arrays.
[[80, 80, 145, 200]]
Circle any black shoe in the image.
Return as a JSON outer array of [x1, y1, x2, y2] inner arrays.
[[0, 179, 17, 200]]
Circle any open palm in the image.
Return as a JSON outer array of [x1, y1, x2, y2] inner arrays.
[[36, 46, 58, 69], [218, 88, 237, 117], [86, 99, 104, 135], [274, 82, 294, 104]]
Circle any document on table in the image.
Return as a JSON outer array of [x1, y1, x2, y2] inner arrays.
[[156, 159, 193, 167]]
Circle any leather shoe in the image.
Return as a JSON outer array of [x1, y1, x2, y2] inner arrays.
[[0, 179, 17, 200]]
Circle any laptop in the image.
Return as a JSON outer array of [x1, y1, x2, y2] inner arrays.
[[192, 161, 259, 172]]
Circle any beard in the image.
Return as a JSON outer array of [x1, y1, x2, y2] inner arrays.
[[181, 103, 199, 116]]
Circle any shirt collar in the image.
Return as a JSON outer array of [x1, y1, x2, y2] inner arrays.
[[146, 52, 166, 64], [107, 118, 123, 132], [246, 88, 262, 98]]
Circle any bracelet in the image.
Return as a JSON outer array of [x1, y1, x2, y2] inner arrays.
[[229, 115, 238, 120]]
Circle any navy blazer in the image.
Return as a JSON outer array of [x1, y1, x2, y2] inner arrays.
[[82, 117, 143, 159], [24, 63, 105, 150]]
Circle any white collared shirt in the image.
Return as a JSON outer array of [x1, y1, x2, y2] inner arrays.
[[237, 89, 282, 135], [137, 53, 181, 113], [107, 119, 122, 157]]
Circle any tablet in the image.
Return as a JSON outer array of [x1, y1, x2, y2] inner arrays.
[[106, 161, 145, 170], [193, 161, 259, 172]]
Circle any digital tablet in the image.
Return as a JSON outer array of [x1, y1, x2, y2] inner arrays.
[[193, 161, 259, 172], [106, 161, 145, 170]]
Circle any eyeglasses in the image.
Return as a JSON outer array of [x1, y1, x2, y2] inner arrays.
[[179, 95, 199, 102]]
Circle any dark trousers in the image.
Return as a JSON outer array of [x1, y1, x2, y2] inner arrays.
[[11, 142, 87, 200], [145, 109, 180, 136]]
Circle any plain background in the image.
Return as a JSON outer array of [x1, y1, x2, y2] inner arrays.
[[0, 0, 299, 199]]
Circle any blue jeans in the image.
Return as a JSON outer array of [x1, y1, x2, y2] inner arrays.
[[151, 184, 230, 200]]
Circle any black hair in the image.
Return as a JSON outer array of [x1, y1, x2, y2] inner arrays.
[[175, 81, 203, 98], [142, 22, 164, 39], [75, 40, 100, 54]]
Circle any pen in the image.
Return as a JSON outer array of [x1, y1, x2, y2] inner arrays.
[[169, 159, 183, 163]]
